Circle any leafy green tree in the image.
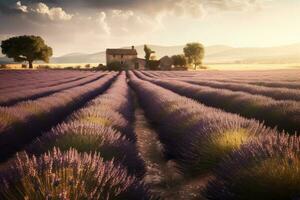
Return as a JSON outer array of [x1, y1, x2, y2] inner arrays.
[[171, 54, 187, 67], [183, 43, 205, 70], [144, 45, 155, 69], [1, 35, 53, 69]]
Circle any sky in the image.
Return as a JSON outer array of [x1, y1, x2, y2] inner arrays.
[[0, 0, 299, 56]]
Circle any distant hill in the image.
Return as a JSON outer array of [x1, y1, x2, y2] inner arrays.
[[205, 43, 300, 63], [1, 43, 300, 64]]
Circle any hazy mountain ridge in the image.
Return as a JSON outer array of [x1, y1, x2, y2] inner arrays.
[[1, 44, 300, 64]]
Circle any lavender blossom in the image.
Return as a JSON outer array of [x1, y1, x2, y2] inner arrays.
[[0, 149, 153, 200], [203, 133, 300, 200]]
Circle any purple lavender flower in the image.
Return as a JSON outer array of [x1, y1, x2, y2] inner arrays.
[[0, 149, 153, 200], [203, 133, 300, 200]]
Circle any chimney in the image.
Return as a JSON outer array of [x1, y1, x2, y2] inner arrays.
[[131, 46, 134, 50]]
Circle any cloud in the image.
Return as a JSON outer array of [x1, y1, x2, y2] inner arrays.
[[204, 0, 269, 11], [1, 0, 271, 18], [0, 0, 278, 56], [98, 12, 110, 35], [32, 2, 73, 21], [15, 1, 28, 13]]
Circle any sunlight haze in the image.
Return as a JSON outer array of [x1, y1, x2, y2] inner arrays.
[[0, 0, 299, 56]]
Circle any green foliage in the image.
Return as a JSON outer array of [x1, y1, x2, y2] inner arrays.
[[171, 54, 187, 67], [183, 42, 205, 70], [1, 35, 53, 68], [36, 65, 51, 69], [144, 45, 155, 69], [107, 61, 129, 71], [92, 64, 107, 71], [148, 60, 160, 70], [144, 45, 155, 61]]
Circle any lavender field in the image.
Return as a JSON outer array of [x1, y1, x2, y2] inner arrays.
[[0, 69, 299, 200]]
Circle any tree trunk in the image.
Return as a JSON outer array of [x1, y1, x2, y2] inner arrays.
[[28, 61, 33, 69]]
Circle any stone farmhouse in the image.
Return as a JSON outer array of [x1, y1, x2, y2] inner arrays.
[[106, 46, 144, 69], [106, 46, 174, 70]]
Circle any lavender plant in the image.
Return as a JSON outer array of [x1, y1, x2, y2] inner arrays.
[[0, 72, 117, 162], [128, 72, 274, 176], [185, 79, 300, 101], [0, 148, 152, 200], [203, 133, 300, 200], [27, 122, 145, 176], [135, 71, 300, 134], [0, 73, 106, 106]]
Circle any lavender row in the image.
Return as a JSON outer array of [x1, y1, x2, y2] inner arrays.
[[0, 70, 91, 90], [137, 71, 300, 134], [130, 72, 300, 199], [129, 71, 275, 177], [0, 73, 106, 106], [146, 71, 300, 90], [0, 73, 152, 199], [144, 71, 300, 101], [145, 70, 300, 82], [214, 79, 300, 90], [0, 72, 93, 94], [0, 149, 153, 200], [203, 128, 300, 199], [26, 72, 144, 175], [181, 79, 300, 101], [0, 72, 117, 162], [138, 72, 300, 199]]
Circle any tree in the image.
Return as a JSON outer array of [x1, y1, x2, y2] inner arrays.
[[144, 45, 155, 69], [171, 54, 187, 67], [183, 42, 205, 70], [1, 35, 53, 69]]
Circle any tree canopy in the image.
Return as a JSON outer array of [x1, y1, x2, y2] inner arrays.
[[1, 35, 53, 68], [144, 45, 155, 69], [171, 54, 187, 67], [183, 43, 205, 70]]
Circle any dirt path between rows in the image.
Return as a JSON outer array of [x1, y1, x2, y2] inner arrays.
[[134, 104, 210, 199]]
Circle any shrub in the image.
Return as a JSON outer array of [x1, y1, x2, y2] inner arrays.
[[27, 122, 145, 176], [179, 127, 256, 176], [92, 64, 107, 71], [36, 65, 51, 69], [147, 60, 160, 70], [203, 133, 300, 200], [128, 71, 275, 177], [0, 149, 152, 200], [171, 54, 187, 68], [72, 108, 134, 140], [107, 61, 129, 71]]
